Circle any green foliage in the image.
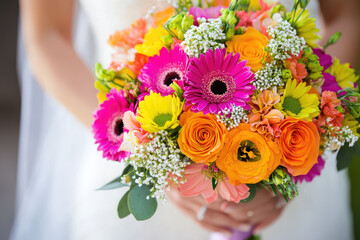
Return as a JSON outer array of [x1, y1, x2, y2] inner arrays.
[[212, 178, 218, 190], [323, 32, 342, 50], [337, 141, 360, 171], [117, 191, 131, 218], [240, 184, 256, 203], [128, 185, 158, 221], [268, 167, 298, 201], [165, 12, 194, 40], [97, 176, 128, 190]]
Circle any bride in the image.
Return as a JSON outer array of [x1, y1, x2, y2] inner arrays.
[[11, 0, 359, 239]]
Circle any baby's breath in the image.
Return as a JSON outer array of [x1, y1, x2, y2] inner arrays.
[[323, 125, 359, 150], [267, 16, 306, 61], [216, 104, 248, 130], [182, 18, 226, 58], [253, 62, 283, 91], [125, 130, 189, 199]]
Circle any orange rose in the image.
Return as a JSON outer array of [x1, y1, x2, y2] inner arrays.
[[217, 123, 281, 185], [226, 27, 269, 72], [279, 117, 320, 176], [178, 111, 227, 164]]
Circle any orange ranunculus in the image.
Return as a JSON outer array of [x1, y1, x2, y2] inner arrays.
[[279, 117, 320, 176], [178, 111, 228, 164], [226, 27, 269, 72], [216, 123, 281, 185]]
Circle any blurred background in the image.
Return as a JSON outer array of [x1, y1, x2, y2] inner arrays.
[[0, 0, 359, 239]]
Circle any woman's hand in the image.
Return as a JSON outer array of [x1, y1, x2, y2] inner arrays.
[[221, 187, 286, 234], [167, 188, 240, 235], [167, 186, 286, 235]]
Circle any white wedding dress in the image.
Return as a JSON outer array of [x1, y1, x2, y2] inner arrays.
[[11, 0, 352, 240]]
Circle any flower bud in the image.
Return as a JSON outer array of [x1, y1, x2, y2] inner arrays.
[[309, 72, 323, 80], [161, 35, 174, 47], [282, 69, 292, 80], [95, 63, 116, 82], [308, 61, 323, 73]]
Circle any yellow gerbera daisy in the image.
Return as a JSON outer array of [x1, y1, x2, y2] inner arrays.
[[325, 57, 359, 90], [276, 79, 320, 120], [290, 8, 321, 48], [343, 114, 360, 137], [136, 92, 184, 132], [135, 26, 169, 57]]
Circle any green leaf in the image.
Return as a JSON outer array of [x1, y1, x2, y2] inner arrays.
[[212, 178, 218, 190], [337, 141, 360, 171], [97, 176, 128, 190], [128, 185, 157, 221], [240, 184, 256, 203], [117, 191, 131, 218], [323, 32, 342, 50], [121, 164, 134, 177]]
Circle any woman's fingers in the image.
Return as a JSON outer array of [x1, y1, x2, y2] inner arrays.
[[253, 207, 285, 234]]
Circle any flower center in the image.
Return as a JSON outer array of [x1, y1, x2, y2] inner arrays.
[[153, 113, 173, 127], [210, 80, 228, 95], [283, 96, 302, 115], [114, 119, 124, 136], [164, 71, 180, 86], [237, 140, 261, 162]]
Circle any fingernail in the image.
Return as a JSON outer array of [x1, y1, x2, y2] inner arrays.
[[237, 224, 251, 232]]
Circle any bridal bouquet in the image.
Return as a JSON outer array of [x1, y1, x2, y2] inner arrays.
[[92, 0, 360, 222]]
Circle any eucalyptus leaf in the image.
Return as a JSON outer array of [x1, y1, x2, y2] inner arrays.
[[128, 185, 157, 221], [117, 191, 131, 218], [337, 141, 360, 171], [121, 164, 134, 177], [240, 184, 256, 203], [97, 176, 128, 190]]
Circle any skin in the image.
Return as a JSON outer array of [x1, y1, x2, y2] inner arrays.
[[20, 0, 360, 235]]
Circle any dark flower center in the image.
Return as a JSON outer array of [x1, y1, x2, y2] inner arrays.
[[114, 119, 124, 136], [210, 80, 228, 95], [164, 71, 181, 86], [237, 140, 261, 162]]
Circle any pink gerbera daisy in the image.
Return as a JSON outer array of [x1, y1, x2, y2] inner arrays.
[[184, 48, 255, 114], [92, 88, 134, 162], [138, 44, 189, 96]]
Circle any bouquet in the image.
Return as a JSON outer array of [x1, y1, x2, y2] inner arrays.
[[92, 0, 359, 232]]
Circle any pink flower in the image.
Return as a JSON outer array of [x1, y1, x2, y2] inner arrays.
[[178, 163, 250, 203], [189, 6, 223, 25], [294, 156, 325, 183], [138, 45, 189, 96], [184, 48, 255, 114], [92, 89, 134, 161], [123, 111, 149, 144]]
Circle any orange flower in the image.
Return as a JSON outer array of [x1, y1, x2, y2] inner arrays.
[[284, 54, 308, 83], [279, 117, 320, 176], [153, 7, 175, 26], [226, 27, 269, 72], [108, 18, 147, 50], [248, 90, 284, 139], [217, 123, 281, 185], [178, 111, 228, 164]]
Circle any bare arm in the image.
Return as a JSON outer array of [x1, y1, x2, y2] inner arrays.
[[20, 0, 98, 127], [319, 0, 360, 67]]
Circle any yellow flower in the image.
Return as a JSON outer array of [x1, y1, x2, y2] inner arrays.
[[291, 8, 321, 48], [136, 92, 184, 132], [325, 58, 359, 90], [343, 113, 360, 137], [276, 79, 320, 120], [135, 26, 169, 57]]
